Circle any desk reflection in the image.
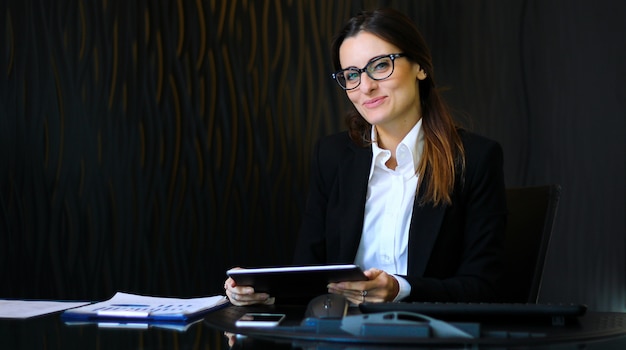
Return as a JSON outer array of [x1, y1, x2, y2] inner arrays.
[[1, 314, 230, 349], [3, 307, 626, 350]]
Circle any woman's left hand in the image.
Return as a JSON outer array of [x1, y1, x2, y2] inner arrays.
[[326, 268, 399, 304]]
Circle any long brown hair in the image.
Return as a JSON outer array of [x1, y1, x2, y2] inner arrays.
[[331, 8, 465, 206]]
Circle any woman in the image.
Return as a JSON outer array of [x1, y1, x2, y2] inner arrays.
[[225, 8, 506, 306]]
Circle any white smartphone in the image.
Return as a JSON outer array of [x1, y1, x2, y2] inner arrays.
[[235, 313, 286, 327]]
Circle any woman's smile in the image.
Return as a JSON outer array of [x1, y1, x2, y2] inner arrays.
[[363, 96, 387, 108]]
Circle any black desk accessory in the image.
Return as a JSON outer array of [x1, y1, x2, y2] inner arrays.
[[339, 311, 477, 338], [305, 294, 349, 319]]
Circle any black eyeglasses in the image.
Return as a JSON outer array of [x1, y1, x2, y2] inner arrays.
[[331, 53, 405, 90]]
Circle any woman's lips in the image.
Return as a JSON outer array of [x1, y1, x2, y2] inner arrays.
[[363, 96, 386, 108]]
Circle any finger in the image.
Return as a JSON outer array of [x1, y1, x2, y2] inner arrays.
[[244, 292, 271, 302], [226, 288, 272, 306], [360, 289, 384, 303], [226, 289, 247, 306], [345, 294, 363, 305], [359, 289, 372, 302], [363, 268, 382, 279], [327, 285, 342, 294], [328, 286, 360, 301], [330, 281, 370, 292], [226, 282, 256, 295], [226, 290, 244, 306], [224, 277, 235, 289], [330, 287, 363, 302], [233, 286, 256, 294], [228, 294, 262, 306]]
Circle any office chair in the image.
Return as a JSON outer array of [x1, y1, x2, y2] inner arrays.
[[498, 184, 561, 303]]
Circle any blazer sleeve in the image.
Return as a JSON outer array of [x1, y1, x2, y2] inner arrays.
[[403, 133, 507, 302], [292, 132, 371, 265], [292, 137, 330, 265]]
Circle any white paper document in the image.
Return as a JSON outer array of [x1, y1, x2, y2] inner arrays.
[[62, 292, 228, 322], [0, 299, 90, 319]]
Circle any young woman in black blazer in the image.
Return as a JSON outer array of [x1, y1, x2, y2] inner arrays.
[[225, 8, 506, 306]]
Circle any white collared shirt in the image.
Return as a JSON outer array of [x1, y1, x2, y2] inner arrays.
[[354, 119, 424, 301]]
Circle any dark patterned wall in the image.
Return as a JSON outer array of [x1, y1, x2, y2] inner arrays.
[[1, 0, 624, 312], [0, 0, 352, 299]]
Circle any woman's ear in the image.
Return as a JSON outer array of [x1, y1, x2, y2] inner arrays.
[[416, 66, 427, 80]]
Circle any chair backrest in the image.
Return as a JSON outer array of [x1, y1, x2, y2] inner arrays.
[[499, 185, 561, 303]]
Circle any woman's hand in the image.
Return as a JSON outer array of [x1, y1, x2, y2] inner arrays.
[[327, 268, 399, 304], [223, 268, 275, 306]]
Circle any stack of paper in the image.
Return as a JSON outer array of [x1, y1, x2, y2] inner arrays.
[[61, 292, 229, 324]]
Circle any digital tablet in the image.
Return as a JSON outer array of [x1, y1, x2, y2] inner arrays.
[[226, 264, 368, 298]]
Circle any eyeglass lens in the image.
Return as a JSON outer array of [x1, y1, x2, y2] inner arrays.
[[335, 55, 396, 90]]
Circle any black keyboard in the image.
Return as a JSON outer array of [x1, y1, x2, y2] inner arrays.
[[359, 302, 587, 324]]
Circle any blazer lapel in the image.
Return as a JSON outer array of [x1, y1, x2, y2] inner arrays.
[[407, 179, 447, 276], [337, 143, 372, 262]]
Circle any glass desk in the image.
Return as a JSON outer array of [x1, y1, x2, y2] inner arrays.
[[2, 303, 626, 349]]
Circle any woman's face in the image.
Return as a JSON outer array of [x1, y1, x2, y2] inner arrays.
[[339, 32, 426, 133]]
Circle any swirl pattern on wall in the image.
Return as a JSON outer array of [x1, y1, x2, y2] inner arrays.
[[0, 0, 386, 299]]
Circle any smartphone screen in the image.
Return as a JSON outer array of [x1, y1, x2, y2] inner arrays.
[[235, 313, 286, 327]]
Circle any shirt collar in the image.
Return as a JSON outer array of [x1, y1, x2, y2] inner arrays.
[[369, 119, 424, 180]]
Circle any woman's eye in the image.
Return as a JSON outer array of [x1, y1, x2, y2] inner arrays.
[[372, 60, 390, 71], [345, 71, 359, 81]]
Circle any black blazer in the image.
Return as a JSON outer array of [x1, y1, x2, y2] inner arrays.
[[293, 129, 507, 302]]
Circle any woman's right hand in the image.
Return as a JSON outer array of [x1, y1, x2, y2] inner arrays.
[[224, 268, 275, 306]]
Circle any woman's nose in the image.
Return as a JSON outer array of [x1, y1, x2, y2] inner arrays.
[[358, 72, 377, 92]]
